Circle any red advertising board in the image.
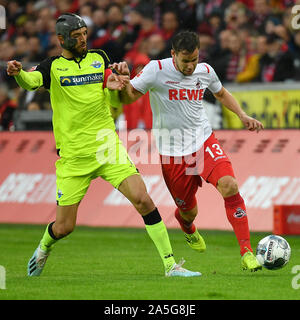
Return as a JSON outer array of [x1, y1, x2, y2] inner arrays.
[[273, 205, 300, 235], [0, 130, 299, 232]]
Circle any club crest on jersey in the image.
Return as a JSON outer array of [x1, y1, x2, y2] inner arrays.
[[90, 61, 102, 68], [195, 78, 202, 89], [28, 66, 37, 72]]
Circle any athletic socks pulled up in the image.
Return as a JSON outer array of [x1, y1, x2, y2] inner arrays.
[[40, 209, 176, 273], [142, 208, 176, 272], [40, 222, 58, 252], [224, 192, 252, 256]]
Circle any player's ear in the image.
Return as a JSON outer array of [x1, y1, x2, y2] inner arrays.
[[171, 49, 175, 58], [57, 35, 64, 45]]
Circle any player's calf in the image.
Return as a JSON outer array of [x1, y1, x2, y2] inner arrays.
[[51, 221, 75, 239]]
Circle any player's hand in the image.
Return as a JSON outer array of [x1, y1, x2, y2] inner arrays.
[[106, 73, 130, 90], [109, 62, 130, 76], [240, 113, 264, 133], [7, 60, 22, 76]]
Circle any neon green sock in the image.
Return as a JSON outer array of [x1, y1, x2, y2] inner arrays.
[[145, 220, 176, 272], [40, 223, 58, 252]]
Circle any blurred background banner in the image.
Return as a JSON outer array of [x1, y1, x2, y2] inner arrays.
[[6, 83, 299, 132], [222, 83, 300, 129], [0, 129, 299, 232]]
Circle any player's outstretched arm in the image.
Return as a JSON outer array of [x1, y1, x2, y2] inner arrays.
[[7, 60, 43, 91], [120, 82, 144, 105], [214, 86, 264, 133], [109, 61, 144, 105]]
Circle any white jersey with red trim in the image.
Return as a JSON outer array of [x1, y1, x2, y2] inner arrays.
[[130, 58, 223, 156]]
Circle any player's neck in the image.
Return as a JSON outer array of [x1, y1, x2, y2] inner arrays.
[[61, 49, 74, 59], [61, 48, 86, 61], [172, 57, 178, 71]]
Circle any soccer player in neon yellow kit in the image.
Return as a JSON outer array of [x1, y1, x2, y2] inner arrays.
[[7, 14, 200, 277]]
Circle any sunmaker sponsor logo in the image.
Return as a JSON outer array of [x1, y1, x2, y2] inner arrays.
[[60, 73, 103, 86]]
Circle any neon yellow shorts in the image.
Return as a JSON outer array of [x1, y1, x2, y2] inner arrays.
[[55, 136, 139, 206]]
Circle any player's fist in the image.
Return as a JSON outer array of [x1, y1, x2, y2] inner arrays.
[[7, 60, 22, 76], [109, 61, 130, 76], [106, 73, 130, 90]]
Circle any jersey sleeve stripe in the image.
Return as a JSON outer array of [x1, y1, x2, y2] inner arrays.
[[204, 64, 210, 73], [103, 68, 112, 88]]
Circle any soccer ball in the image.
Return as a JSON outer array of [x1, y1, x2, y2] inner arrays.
[[256, 235, 291, 270]]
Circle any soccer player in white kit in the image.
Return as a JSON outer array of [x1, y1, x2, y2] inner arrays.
[[115, 31, 264, 271]]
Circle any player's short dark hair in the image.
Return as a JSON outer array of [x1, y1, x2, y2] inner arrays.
[[171, 31, 200, 53]]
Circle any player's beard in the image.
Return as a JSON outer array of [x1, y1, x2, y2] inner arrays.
[[71, 44, 88, 59]]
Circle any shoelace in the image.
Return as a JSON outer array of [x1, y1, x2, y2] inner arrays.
[[185, 233, 198, 243], [36, 247, 49, 268], [174, 258, 186, 270], [37, 258, 47, 268]]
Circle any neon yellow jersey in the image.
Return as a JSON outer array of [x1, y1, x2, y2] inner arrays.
[[15, 50, 120, 158]]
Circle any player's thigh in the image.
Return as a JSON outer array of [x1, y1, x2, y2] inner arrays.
[[56, 157, 93, 206], [96, 143, 154, 212], [201, 133, 235, 187], [160, 157, 200, 211], [98, 142, 140, 190]]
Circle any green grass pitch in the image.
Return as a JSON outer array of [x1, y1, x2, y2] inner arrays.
[[0, 223, 299, 300]]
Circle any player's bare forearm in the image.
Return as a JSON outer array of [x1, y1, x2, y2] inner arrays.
[[214, 87, 245, 118], [120, 83, 143, 105], [214, 86, 264, 132]]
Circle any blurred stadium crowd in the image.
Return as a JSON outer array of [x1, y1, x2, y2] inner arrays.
[[0, 0, 299, 131]]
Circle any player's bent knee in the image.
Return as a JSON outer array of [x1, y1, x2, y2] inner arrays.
[[132, 191, 155, 215], [217, 176, 239, 198]]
